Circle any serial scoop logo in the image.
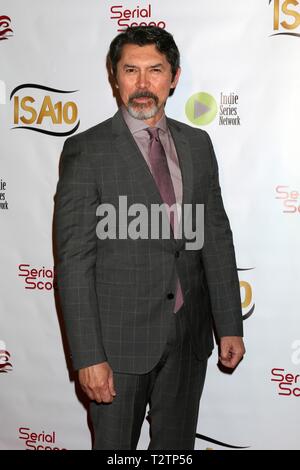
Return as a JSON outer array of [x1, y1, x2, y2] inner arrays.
[[275, 185, 300, 213], [10, 84, 80, 136], [18, 427, 67, 450], [0, 15, 13, 41], [0, 342, 12, 373], [18, 264, 57, 291], [110, 4, 166, 31], [271, 368, 300, 396], [269, 0, 300, 37], [185, 92, 241, 127]]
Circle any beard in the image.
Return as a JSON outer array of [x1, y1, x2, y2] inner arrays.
[[127, 91, 160, 120]]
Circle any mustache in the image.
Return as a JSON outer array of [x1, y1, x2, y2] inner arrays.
[[128, 91, 159, 105]]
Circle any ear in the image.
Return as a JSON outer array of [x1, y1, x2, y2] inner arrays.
[[170, 67, 181, 89], [109, 65, 118, 86], [112, 72, 119, 88]]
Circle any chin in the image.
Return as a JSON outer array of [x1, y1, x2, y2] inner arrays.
[[127, 102, 159, 120]]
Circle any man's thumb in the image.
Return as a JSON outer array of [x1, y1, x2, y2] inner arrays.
[[108, 374, 116, 396], [220, 345, 230, 361]]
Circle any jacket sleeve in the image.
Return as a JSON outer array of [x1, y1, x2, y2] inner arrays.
[[201, 131, 243, 338], [54, 136, 107, 370]]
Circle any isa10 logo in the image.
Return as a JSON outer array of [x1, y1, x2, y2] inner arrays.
[[11, 84, 80, 136], [269, 0, 300, 37]]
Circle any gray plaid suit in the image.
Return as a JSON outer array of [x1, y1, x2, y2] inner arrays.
[[54, 107, 243, 375]]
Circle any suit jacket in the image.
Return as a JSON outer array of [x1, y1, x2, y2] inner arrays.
[[54, 108, 243, 374]]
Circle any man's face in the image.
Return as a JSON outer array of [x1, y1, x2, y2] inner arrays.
[[114, 43, 181, 123]]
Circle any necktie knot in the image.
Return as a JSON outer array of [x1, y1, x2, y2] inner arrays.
[[147, 127, 160, 141]]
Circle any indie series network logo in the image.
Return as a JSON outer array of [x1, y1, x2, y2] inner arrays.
[[185, 92, 241, 126], [185, 92, 218, 126]]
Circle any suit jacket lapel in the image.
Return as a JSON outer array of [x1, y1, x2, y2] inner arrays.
[[167, 118, 194, 211]]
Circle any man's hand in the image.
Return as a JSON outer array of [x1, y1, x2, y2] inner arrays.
[[78, 362, 116, 403], [219, 336, 245, 369]]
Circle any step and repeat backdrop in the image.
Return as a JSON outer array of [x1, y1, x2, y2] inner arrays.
[[1, 0, 299, 450]]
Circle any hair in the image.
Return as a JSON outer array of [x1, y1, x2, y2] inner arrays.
[[108, 26, 180, 80]]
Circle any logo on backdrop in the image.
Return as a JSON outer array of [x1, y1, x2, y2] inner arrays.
[[0, 341, 13, 373], [0, 15, 13, 41], [185, 92, 218, 126], [185, 92, 241, 126], [18, 427, 67, 450], [238, 268, 255, 320], [275, 185, 300, 213], [269, 0, 300, 37], [271, 342, 300, 397], [196, 433, 250, 450], [18, 264, 57, 291], [271, 367, 300, 397], [10, 84, 80, 136], [0, 79, 6, 104], [0, 178, 8, 210], [110, 3, 166, 31]]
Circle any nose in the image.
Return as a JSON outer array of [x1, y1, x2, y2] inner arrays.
[[136, 70, 149, 89]]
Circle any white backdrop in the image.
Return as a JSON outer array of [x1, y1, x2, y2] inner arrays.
[[1, 0, 299, 450]]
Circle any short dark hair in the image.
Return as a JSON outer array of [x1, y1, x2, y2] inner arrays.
[[108, 26, 180, 80]]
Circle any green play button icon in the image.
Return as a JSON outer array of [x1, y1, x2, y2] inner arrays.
[[185, 92, 218, 126]]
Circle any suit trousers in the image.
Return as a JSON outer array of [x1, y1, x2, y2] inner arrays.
[[90, 305, 208, 450]]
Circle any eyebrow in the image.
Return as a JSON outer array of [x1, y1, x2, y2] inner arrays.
[[149, 63, 164, 68], [123, 63, 164, 69]]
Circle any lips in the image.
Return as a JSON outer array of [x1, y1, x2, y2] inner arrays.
[[133, 97, 153, 103]]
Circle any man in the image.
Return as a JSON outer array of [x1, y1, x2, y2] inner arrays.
[[54, 26, 245, 450]]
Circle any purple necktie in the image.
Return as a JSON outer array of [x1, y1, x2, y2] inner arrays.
[[147, 127, 183, 313]]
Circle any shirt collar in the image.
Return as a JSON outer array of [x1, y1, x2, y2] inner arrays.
[[121, 104, 168, 134]]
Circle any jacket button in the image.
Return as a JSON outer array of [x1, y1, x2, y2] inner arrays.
[[167, 293, 174, 299], [175, 251, 179, 258]]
